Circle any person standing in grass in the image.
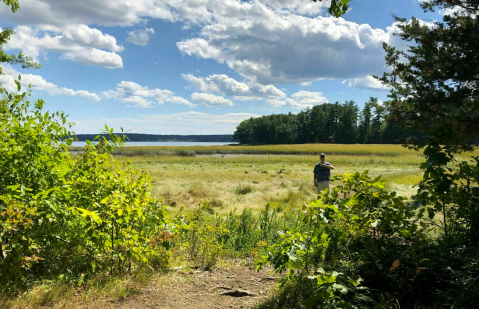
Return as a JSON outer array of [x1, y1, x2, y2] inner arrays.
[[314, 153, 334, 199]]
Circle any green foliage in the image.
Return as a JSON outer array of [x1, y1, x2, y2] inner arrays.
[[377, 0, 479, 151], [173, 203, 304, 264], [312, 0, 352, 17], [256, 171, 431, 308], [174, 206, 224, 270], [2, 0, 20, 12], [256, 164, 479, 308], [0, 1, 41, 78], [233, 100, 421, 145], [0, 83, 171, 287]]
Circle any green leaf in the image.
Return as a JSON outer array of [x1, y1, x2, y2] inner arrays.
[[357, 294, 375, 302], [333, 283, 348, 294]]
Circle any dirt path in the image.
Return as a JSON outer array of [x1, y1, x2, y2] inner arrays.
[[72, 264, 278, 309]]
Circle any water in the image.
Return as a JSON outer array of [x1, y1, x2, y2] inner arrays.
[[70, 141, 238, 147]]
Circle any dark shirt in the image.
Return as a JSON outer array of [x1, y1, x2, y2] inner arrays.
[[313, 162, 332, 182]]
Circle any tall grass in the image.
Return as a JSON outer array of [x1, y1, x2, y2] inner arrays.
[[69, 144, 477, 215], [68, 143, 443, 157]]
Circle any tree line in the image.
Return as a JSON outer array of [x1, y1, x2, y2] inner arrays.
[[233, 97, 422, 145]]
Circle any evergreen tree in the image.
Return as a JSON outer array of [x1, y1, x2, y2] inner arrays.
[[370, 99, 386, 144], [377, 0, 479, 151], [232, 101, 412, 145], [358, 101, 373, 143]]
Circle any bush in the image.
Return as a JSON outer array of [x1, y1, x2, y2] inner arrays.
[[174, 206, 224, 270], [256, 165, 479, 308], [256, 171, 429, 308], [0, 84, 172, 287]]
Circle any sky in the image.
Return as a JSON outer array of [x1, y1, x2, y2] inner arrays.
[[0, 0, 443, 134]]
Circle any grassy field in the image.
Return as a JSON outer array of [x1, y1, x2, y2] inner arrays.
[[117, 144, 479, 215]]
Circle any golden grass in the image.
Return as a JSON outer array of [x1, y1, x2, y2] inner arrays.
[[70, 143, 478, 215], [68, 143, 453, 156], [126, 153, 430, 215]]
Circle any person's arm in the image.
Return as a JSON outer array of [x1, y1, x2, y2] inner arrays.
[[314, 173, 317, 187], [325, 163, 334, 170]]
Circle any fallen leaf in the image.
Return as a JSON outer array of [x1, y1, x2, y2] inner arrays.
[[390, 259, 400, 271]]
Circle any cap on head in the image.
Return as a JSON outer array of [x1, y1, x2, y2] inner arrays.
[[320, 153, 325, 158]]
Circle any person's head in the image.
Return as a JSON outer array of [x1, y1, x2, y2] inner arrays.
[[320, 153, 326, 163]]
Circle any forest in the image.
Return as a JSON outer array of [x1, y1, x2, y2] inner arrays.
[[233, 98, 422, 145]]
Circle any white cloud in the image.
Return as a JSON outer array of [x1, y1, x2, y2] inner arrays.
[[102, 81, 196, 108], [177, 7, 400, 85], [127, 27, 155, 46], [4, 25, 124, 68], [0, 0, 327, 29], [182, 73, 286, 100], [347, 76, 390, 92], [61, 48, 123, 69], [1, 0, 407, 92], [71, 111, 261, 134], [177, 38, 222, 59], [0, 65, 100, 101], [62, 24, 124, 52], [266, 90, 328, 109], [191, 92, 233, 107], [0, 0, 175, 28]]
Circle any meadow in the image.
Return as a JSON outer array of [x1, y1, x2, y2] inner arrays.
[[116, 144, 479, 215]]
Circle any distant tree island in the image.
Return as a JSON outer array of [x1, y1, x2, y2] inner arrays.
[[74, 133, 234, 143]]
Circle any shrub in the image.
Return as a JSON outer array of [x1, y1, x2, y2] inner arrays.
[[174, 206, 224, 270], [256, 171, 429, 308], [0, 84, 172, 287]]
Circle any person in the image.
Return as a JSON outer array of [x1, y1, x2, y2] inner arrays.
[[313, 153, 334, 199]]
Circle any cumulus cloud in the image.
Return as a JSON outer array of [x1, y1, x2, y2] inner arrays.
[[267, 90, 328, 109], [0, 0, 175, 27], [178, 12, 401, 85], [347, 76, 390, 92], [1, 0, 406, 90], [0, 65, 100, 101], [182, 73, 286, 100], [102, 81, 196, 108], [191, 92, 233, 107], [4, 25, 124, 68], [127, 27, 155, 46]]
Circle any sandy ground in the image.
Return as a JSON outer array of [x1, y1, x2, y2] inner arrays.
[[8, 262, 280, 309], [112, 266, 278, 309]]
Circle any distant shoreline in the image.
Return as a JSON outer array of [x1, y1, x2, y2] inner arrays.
[[73, 133, 234, 143]]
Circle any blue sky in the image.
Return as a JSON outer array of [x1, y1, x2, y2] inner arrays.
[[0, 0, 442, 134]]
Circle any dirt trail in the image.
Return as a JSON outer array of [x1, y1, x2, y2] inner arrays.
[[75, 264, 278, 309]]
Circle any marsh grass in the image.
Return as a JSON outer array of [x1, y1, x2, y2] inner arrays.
[[107, 144, 478, 215], [125, 150, 458, 214], [69, 143, 479, 157], [235, 184, 254, 195]]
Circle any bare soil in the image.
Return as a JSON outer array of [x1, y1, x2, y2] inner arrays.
[[28, 263, 279, 309], [115, 266, 277, 309]]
